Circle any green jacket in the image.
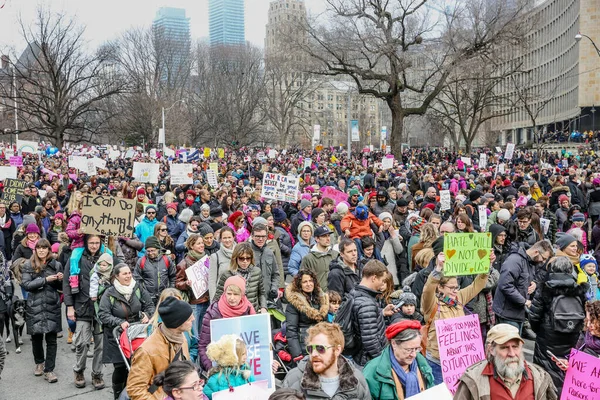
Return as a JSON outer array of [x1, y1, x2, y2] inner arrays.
[[363, 347, 435, 400]]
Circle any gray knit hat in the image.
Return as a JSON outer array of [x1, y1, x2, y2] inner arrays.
[[397, 287, 417, 308]]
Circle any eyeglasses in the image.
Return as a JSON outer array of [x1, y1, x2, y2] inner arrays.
[[399, 346, 421, 355], [159, 228, 167, 232], [444, 286, 460, 292], [178, 380, 204, 392], [238, 256, 252, 261], [517, 220, 530, 225], [305, 344, 334, 355], [253, 235, 267, 239]]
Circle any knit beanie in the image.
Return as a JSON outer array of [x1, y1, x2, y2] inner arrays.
[[297, 221, 314, 235], [432, 236, 444, 257], [335, 202, 349, 214], [158, 297, 193, 329], [200, 203, 210, 211], [210, 207, 223, 218], [572, 212, 585, 222], [26, 223, 40, 234], [224, 275, 247, 297], [22, 215, 36, 228], [348, 188, 360, 197], [228, 210, 243, 225], [145, 205, 157, 213], [145, 235, 161, 250], [261, 212, 273, 220], [580, 254, 598, 272], [299, 199, 312, 210], [166, 202, 178, 211], [558, 194, 569, 203], [397, 287, 417, 308], [555, 233, 577, 250], [251, 217, 268, 227], [353, 203, 369, 221], [137, 187, 146, 195], [272, 208, 287, 223], [497, 209, 511, 222], [410, 217, 426, 232], [178, 208, 193, 224], [186, 189, 196, 197], [198, 223, 214, 237], [469, 190, 483, 202], [379, 212, 393, 222]]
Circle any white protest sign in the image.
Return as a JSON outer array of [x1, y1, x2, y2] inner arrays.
[[563, 159, 569, 168], [495, 146, 502, 153], [406, 384, 453, 400], [125, 149, 135, 159], [460, 156, 472, 166], [206, 169, 218, 188], [478, 205, 487, 231], [261, 173, 299, 203], [213, 381, 271, 400], [381, 156, 394, 170], [0, 166, 17, 179], [17, 139, 38, 154], [479, 154, 487, 169], [504, 143, 515, 160], [540, 217, 550, 235], [132, 162, 160, 183], [170, 164, 193, 185], [303, 158, 312, 170], [440, 190, 451, 211], [184, 256, 210, 299], [108, 150, 121, 161], [91, 157, 106, 170], [498, 163, 505, 174], [4, 148, 14, 158], [268, 149, 276, 159], [163, 146, 175, 157], [150, 148, 157, 159]]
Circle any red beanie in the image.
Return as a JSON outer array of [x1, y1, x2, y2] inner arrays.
[[136, 187, 146, 195], [423, 203, 435, 211], [186, 189, 196, 197], [166, 202, 178, 211], [558, 194, 569, 203], [228, 210, 243, 224], [385, 320, 422, 340], [503, 179, 511, 187]]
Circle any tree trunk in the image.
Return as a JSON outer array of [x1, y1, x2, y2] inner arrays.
[[390, 109, 405, 156]]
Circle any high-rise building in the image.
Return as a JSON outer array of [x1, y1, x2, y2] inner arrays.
[[265, 0, 306, 61], [209, 0, 245, 46], [152, 7, 191, 81]]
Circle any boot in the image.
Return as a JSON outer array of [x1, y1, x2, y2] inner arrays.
[[113, 382, 126, 400], [74, 370, 86, 388], [34, 363, 44, 376], [521, 321, 536, 340], [67, 331, 73, 344], [92, 372, 105, 390]]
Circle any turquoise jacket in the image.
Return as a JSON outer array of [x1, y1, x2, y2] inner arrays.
[[363, 346, 435, 400], [203, 365, 255, 399], [134, 217, 159, 257]]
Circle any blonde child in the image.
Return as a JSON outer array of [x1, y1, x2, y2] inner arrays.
[[580, 254, 600, 301]]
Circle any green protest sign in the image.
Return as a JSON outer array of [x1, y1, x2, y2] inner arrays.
[[443, 233, 492, 276]]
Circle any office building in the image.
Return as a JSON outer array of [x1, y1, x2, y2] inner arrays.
[[152, 7, 191, 81], [209, 0, 245, 46]]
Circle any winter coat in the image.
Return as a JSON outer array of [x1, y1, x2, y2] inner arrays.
[[251, 241, 280, 299], [204, 365, 255, 399], [363, 348, 434, 400], [587, 187, 600, 217], [208, 246, 234, 301], [266, 232, 285, 289], [422, 270, 488, 361], [549, 185, 570, 212], [134, 217, 160, 257], [198, 301, 254, 372], [327, 257, 361, 298], [351, 285, 388, 366], [97, 283, 155, 364], [162, 214, 183, 242], [11, 241, 33, 264], [299, 246, 339, 291], [120, 238, 143, 268], [340, 212, 383, 240], [21, 259, 63, 335], [454, 359, 557, 400], [543, 208, 558, 244], [213, 266, 266, 310], [282, 357, 372, 400], [227, 222, 250, 244], [274, 226, 293, 273], [528, 272, 588, 393], [63, 249, 105, 322], [175, 255, 210, 305], [66, 211, 84, 249], [126, 325, 191, 400], [46, 228, 63, 245], [492, 243, 535, 322], [291, 211, 310, 238], [288, 237, 314, 276], [284, 285, 329, 358], [133, 254, 176, 304], [379, 233, 404, 286]]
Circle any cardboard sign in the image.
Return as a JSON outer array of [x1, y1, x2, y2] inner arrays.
[[132, 162, 160, 184], [206, 169, 218, 188], [218, 148, 225, 159], [504, 143, 515, 160], [443, 233, 492, 276], [435, 314, 485, 394], [381, 156, 394, 170], [184, 256, 210, 299], [560, 349, 600, 400], [204, 147, 211, 158], [80, 195, 136, 237], [17, 139, 38, 154], [0, 166, 17, 179], [478, 205, 487, 231], [479, 154, 487, 169], [213, 381, 270, 400], [210, 314, 274, 388], [320, 186, 349, 205], [260, 173, 299, 203], [1, 178, 27, 204], [9, 156, 23, 167], [170, 163, 193, 185], [406, 384, 453, 400], [440, 190, 451, 211]]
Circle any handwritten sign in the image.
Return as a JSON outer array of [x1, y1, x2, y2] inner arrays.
[[478, 205, 487, 232], [261, 173, 299, 203], [540, 217, 550, 235], [560, 349, 600, 400], [0, 166, 17, 179], [132, 162, 160, 184], [80, 195, 136, 237], [206, 169, 218, 188], [479, 154, 487, 169], [460, 157, 472, 166], [1, 178, 27, 204], [320, 186, 349, 205], [170, 163, 193, 185], [443, 233, 492, 276], [184, 256, 210, 299], [435, 314, 485, 394], [9, 156, 22, 167], [381, 156, 394, 170], [218, 148, 225, 159], [211, 314, 274, 388], [504, 143, 515, 160], [17, 139, 38, 154], [440, 190, 451, 211]]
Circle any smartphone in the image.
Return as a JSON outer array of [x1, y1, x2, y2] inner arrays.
[[546, 350, 568, 368]]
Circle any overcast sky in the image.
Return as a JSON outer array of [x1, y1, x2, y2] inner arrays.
[[0, 0, 325, 53]]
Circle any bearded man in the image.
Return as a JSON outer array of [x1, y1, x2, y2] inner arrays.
[[454, 324, 557, 400]]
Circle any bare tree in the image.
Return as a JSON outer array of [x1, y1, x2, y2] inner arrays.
[[297, 0, 534, 155], [0, 9, 125, 147]]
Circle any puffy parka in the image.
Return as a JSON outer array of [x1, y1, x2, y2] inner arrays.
[[327, 257, 360, 298], [21, 259, 63, 335], [351, 285, 388, 366], [213, 266, 266, 310]]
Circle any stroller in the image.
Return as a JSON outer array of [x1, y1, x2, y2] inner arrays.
[[113, 324, 151, 370]]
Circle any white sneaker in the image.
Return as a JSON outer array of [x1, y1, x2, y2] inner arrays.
[[5, 337, 11, 343]]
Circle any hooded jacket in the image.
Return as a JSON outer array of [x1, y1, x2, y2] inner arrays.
[[300, 245, 339, 291], [251, 241, 280, 299], [134, 217, 160, 257], [352, 285, 389, 366], [340, 211, 383, 239], [327, 257, 361, 298], [133, 253, 176, 304], [284, 285, 329, 358], [288, 235, 315, 276]]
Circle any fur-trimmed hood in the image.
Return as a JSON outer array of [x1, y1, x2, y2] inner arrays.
[[285, 284, 329, 322]]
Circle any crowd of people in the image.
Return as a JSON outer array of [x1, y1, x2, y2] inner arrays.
[[0, 143, 600, 400]]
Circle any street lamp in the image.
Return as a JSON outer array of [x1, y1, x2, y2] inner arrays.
[[161, 100, 185, 145], [575, 32, 600, 57], [592, 105, 596, 132]]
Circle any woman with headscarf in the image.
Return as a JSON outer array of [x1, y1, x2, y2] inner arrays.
[[199, 276, 256, 372], [489, 224, 508, 271]]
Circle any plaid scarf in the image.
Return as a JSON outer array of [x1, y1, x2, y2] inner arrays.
[[485, 292, 496, 327]]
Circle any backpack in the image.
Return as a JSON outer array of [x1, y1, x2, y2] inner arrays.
[[140, 255, 170, 269], [549, 295, 585, 333], [333, 291, 361, 356]]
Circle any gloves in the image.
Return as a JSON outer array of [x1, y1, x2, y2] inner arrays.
[[278, 350, 292, 362], [268, 289, 278, 300]]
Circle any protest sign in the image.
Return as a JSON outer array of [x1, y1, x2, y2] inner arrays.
[[498, 163, 505, 174], [184, 256, 210, 299], [1, 178, 27, 204], [9, 156, 23, 167], [218, 148, 225, 159], [268, 149, 276, 159], [560, 349, 600, 400], [211, 314, 274, 388], [435, 314, 485, 394], [303, 158, 312, 170], [261, 173, 299, 203], [478, 205, 487, 231], [213, 381, 271, 400], [204, 147, 211, 158], [460, 156, 472, 166], [406, 384, 453, 400], [381, 156, 394, 170], [540, 217, 550, 235], [443, 233, 492, 276], [80, 195, 136, 237], [206, 169, 218, 188], [170, 163, 193, 185], [563, 158, 569, 168], [163, 147, 175, 158], [321, 186, 349, 205], [0, 166, 17, 180], [440, 190, 451, 211], [479, 154, 487, 169], [17, 139, 38, 154], [209, 162, 219, 173], [132, 162, 160, 183], [504, 143, 515, 160]]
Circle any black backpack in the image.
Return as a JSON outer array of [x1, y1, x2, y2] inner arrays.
[[549, 295, 585, 333], [334, 291, 361, 356]]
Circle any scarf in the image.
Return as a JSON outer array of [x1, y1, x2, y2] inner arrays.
[[390, 348, 421, 397], [437, 293, 458, 307], [95, 262, 113, 284], [188, 250, 204, 262], [114, 278, 136, 301], [185, 198, 194, 207], [220, 245, 234, 259], [27, 239, 38, 250], [282, 225, 295, 247], [159, 323, 185, 346], [485, 292, 496, 327], [218, 290, 256, 319], [584, 332, 600, 353], [237, 267, 251, 281]]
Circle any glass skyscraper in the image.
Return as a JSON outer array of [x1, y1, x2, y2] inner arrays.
[[209, 0, 245, 46], [152, 7, 191, 81]]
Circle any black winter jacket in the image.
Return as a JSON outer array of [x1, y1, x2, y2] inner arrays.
[[529, 273, 588, 394], [21, 259, 63, 335], [63, 249, 103, 322], [284, 286, 329, 358], [327, 257, 360, 298], [132, 254, 176, 304], [351, 285, 387, 366]]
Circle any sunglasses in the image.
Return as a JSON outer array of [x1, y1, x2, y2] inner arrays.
[[147, 211, 156, 214], [159, 228, 167, 231], [238, 256, 252, 261], [305, 344, 334, 355]]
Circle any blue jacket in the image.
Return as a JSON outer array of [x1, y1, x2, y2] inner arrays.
[[288, 236, 315, 276], [203, 366, 255, 399], [134, 217, 159, 257], [162, 214, 182, 243]]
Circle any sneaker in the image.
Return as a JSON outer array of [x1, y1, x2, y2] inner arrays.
[[57, 332, 63, 338], [34, 363, 44, 376], [74, 370, 86, 388], [67, 331, 73, 344], [5, 337, 10, 343], [44, 371, 58, 383], [91, 373, 105, 390]]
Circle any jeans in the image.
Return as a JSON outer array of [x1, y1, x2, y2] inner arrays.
[[21, 287, 28, 300], [74, 320, 103, 375], [427, 358, 444, 385], [496, 316, 523, 334], [67, 318, 76, 334], [32, 332, 58, 372], [192, 302, 209, 340]]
